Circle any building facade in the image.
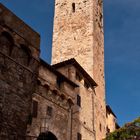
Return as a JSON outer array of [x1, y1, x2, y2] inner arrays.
[[106, 105, 120, 134], [0, 2, 118, 140], [52, 0, 106, 139], [52, 58, 97, 140], [0, 3, 40, 138], [27, 59, 79, 140]]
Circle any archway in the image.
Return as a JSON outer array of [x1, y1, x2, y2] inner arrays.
[[37, 131, 58, 140], [0, 31, 14, 55]]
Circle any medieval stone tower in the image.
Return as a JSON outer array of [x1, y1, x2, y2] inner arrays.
[[52, 0, 106, 139]]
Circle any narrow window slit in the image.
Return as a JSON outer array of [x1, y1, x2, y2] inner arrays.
[[72, 3, 75, 12]]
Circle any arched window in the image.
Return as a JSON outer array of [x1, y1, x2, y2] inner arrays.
[[37, 131, 58, 140], [0, 32, 14, 55], [15, 44, 31, 66]]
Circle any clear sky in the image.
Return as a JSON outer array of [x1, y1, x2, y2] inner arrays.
[[1, 0, 140, 126]]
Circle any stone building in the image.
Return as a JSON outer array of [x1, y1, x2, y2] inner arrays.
[[27, 59, 79, 140], [52, 58, 98, 140], [52, 0, 106, 139], [0, 3, 40, 139], [106, 105, 120, 134], [0, 2, 118, 140]]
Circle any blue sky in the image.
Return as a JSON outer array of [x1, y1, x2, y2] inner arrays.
[[1, 0, 140, 126]]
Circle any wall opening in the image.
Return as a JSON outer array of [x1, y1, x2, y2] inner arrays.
[[77, 94, 81, 107], [0, 31, 14, 55], [72, 3, 75, 12], [37, 132, 58, 140], [77, 132, 82, 140]]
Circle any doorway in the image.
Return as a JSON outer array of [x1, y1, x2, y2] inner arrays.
[[37, 131, 57, 140]]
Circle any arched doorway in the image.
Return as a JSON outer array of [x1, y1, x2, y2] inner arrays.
[[37, 131, 58, 140]]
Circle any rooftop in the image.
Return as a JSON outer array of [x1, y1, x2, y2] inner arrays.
[[52, 58, 97, 88], [40, 59, 79, 88]]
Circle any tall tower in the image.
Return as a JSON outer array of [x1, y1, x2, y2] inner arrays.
[[52, 0, 106, 139]]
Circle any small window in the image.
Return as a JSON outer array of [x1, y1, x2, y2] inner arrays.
[[47, 106, 53, 117], [77, 132, 82, 140], [100, 123, 102, 132], [72, 3, 75, 12], [77, 94, 81, 107], [32, 100, 38, 118], [56, 77, 63, 88]]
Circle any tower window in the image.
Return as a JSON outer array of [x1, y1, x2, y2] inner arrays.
[[100, 123, 102, 131], [77, 94, 81, 107], [77, 132, 82, 140], [72, 3, 75, 12], [0, 32, 14, 55]]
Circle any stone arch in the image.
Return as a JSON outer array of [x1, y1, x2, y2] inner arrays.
[[44, 84, 50, 91], [12, 44, 31, 66], [0, 31, 14, 55], [60, 93, 66, 100], [52, 89, 59, 96], [67, 98, 74, 106], [37, 131, 58, 140]]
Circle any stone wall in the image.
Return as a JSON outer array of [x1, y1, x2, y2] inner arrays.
[[27, 62, 77, 140], [0, 4, 40, 137], [0, 4, 40, 49], [52, 64, 96, 140]]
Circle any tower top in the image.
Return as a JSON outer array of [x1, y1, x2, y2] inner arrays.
[[51, 0, 104, 77]]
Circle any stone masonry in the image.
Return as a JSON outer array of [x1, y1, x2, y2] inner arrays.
[[52, 0, 106, 139], [52, 59, 97, 140], [27, 59, 78, 140], [0, 2, 118, 140], [0, 3, 40, 138]]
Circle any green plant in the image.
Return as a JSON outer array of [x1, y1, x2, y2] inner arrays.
[[104, 117, 140, 140]]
